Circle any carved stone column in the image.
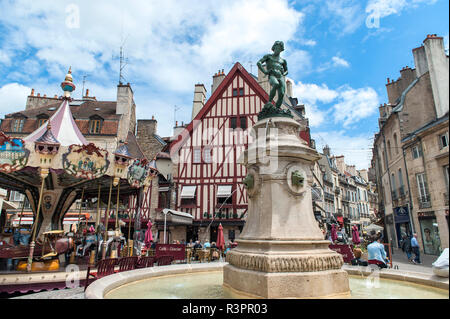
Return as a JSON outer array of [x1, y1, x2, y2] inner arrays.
[[223, 117, 350, 298]]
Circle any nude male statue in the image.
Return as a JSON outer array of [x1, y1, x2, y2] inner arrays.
[[257, 41, 288, 109]]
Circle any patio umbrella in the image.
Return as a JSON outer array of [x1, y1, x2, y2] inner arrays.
[[331, 224, 338, 242], [365, 224, 384, 232], [216, 223, 225, 251], [352, 225, 360, 245], [144, 220, 153, 248]]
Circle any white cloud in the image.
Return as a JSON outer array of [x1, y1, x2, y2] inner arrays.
[[314, 130, 374, 170], [291, 80, 379, 128], [332, 86, 379, 128], [0, 83, 31, 116], [331, 56, 350, 68], [324, 0, 365, 35], [0, 50, 11, 65], [365, 0, 437, 18]]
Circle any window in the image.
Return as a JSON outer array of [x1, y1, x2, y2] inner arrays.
[[158, 190, 170, 209], [416, 173, 430, 202], [217, 185, 233, 206], [12, 118, 24, 132], [387, 140, 392, 160], [412, 144, 422, 159], [180, 185, 197, 207], [230, 117, 237, 129], [444, 165, 449, 191], [203, 148, 212, 163], [239, 117, 247, 130], [193, 149, 201, 163], [393, 133, 399, 154], [89, 119, 101, 134], [232, 88, 244, 96], [438, 132, 448, 149], [38, 118, 48, 127]]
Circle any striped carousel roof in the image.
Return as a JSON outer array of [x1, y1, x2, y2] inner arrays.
[[23, 68, 88, 147]]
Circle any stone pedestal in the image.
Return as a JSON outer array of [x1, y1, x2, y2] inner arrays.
[[223, 117, 350, 298]]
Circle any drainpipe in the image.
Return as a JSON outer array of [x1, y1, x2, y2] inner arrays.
[[402, 143, 416, 234]]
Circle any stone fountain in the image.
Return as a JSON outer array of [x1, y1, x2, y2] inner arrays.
[[223, 41, 350, 299]]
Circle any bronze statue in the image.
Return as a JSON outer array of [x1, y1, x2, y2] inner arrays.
[[257, 40, 288, 109], [257, 41, 293, 120]]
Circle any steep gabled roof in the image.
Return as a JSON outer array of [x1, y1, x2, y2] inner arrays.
[[170, 62, 269, 154]]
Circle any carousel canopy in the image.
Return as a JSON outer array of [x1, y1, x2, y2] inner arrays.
[[23, 99, 88, 146]]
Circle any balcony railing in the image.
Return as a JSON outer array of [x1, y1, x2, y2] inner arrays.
[[324, 192, 334, 201], [418, 195, 431, 209], [391, 190, 398, 201]]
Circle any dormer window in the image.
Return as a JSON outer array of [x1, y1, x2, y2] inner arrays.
[[11, 118, 25, 132], [36, 114, 49, 128], [89, 115, 103, 134]]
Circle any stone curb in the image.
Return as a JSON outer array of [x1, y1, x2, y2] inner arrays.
[[85, 262, 449, 299]]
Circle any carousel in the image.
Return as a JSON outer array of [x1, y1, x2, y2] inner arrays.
[[0, 69, 157, 284]]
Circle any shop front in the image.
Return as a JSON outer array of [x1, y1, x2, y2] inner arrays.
[[394, 206, 412, 247], [417, 211, 442, 256]]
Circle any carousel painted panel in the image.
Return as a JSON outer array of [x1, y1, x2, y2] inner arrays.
[[127, 158, 156, 188], [0, 132, 29, 173], [62, 143, 109, 179]]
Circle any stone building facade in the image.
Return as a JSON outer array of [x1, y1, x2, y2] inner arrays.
[[371, 34, 449, 254]]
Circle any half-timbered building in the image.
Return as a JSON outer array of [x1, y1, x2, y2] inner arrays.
[[168, 62, 311, 243]]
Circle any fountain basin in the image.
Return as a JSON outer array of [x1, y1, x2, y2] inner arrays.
[[84, 263, 449, 299]]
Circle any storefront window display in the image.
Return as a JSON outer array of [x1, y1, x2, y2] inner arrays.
[[418, 214, 442, 255]]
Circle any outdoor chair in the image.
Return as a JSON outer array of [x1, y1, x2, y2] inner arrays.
[[136, 256, 155, 268], [117, 256, 139, 272], [156, 255, 174, 266], [185, 248, 192, 263], [197, 249, 210, 263], [84, 258, 118, 291]]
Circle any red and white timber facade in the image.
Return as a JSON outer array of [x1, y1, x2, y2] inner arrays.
[[169, 62, 310, 242]]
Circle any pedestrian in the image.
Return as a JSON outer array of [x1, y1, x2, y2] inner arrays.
[[204, 240, 211, 248], [367, 233, 389, 269], [401, 234, 412, 261], [411, 233, 421, 264]]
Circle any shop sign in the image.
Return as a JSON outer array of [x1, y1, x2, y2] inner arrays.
[[418, 211, 435, 218], [155, 244, 186, 260], [394, 206, 410, 223], [62, 143, 109, 179], [0, 133, 29, 173]]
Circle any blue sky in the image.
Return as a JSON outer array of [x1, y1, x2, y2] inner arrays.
[[0, 0, 448, 169]]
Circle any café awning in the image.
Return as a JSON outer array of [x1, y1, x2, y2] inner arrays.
[[161, 209, 193, 225], [180, 186, 196, 199], [217, 185, 232, 198]]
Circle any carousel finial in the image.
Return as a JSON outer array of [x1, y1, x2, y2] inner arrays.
[[61, 66, 76, 99]]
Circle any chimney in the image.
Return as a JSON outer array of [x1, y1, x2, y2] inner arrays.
[[30, 88, 35, 96], [286, 79, 293, 97], [85, 89, 89, 97], [116, 82, 134, 115], [211, 69, 226, 94], [323, 145, 330, 157], [191, 84, 207, 120], [422, 34, 449, 118]]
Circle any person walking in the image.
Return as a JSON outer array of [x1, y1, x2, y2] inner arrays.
[[411, 233, 421, 264], [401, 234, 412, 261]]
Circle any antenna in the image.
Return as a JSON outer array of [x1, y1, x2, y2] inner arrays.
[[118, 46, 128, 85], [249, 61, 253, 74], [81, 74, 89, 98], [174, 105, 181, 126]]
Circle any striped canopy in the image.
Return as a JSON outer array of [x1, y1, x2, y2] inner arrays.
[[24, 100, 88, 146]]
